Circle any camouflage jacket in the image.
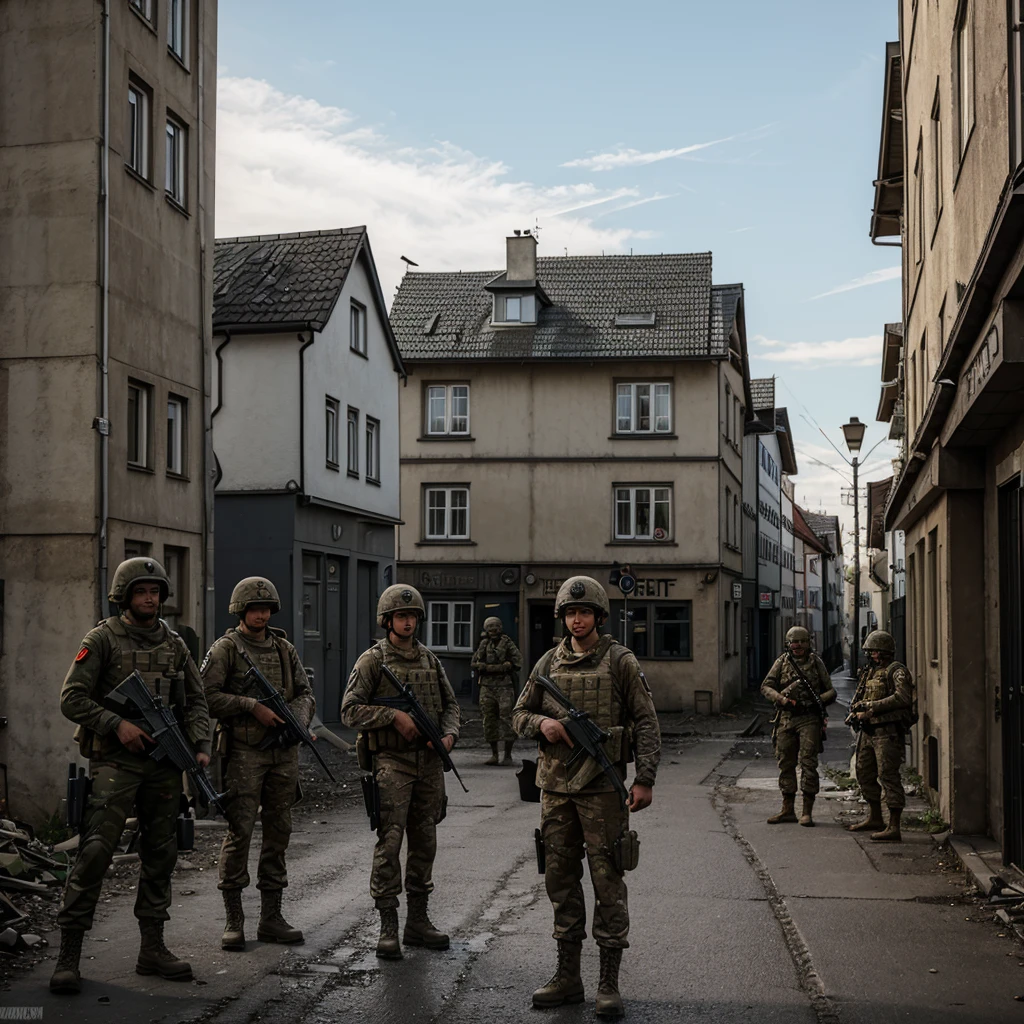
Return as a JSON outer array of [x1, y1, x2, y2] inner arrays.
[[470, 634, 522, 686], [761, 653, 836, 714], [852, 659, 915, 726], [511, 635, 661, 792]]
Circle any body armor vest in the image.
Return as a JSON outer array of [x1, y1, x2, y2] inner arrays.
[[224, 628, 293, 747], [859, 660, 914, 726], [367, 640, 443, 754], [104, 617, 185, 707], [477, 636, 515, 686], [773, 656, 824, 713]]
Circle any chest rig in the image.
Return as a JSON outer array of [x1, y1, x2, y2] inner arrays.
[[368, 640, 443, 753], [103, 617, 184, 706], [223, 629, 293, 748]]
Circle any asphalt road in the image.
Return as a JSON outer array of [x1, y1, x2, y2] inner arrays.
[[5, 729, 1024, 1023]]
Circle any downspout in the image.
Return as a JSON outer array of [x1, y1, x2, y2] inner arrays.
[[298, 331, 315, 495], [97, 0, 111, 618]]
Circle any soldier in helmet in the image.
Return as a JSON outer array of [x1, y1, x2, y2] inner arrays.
[[201, 577, 315, 950], [846, 630, 915, 842], [471, 615, 523, 765], [340, 584, 462, 960], [49, 558, 211, 995], [761, 625, 836, 827], [511, 576, 660, 1019]]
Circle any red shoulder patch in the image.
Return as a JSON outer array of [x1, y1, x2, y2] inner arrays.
[[75, 647, 90, 663]]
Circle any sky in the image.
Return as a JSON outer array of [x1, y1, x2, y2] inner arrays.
[[215, 0, 902, 550]]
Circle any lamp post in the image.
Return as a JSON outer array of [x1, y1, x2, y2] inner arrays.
[[841, 417, 866, 677]]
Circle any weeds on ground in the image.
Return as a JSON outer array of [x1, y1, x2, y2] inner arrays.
[[35, 807, 73, 846], [823, 766, 857, 791], [901, 766, 924, 796], [905, 808, 950, 833]]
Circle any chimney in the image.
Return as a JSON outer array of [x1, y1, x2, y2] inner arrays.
[[506, 230, 538, 282]]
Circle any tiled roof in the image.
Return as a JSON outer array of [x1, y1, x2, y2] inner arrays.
[[391, 253, 719, 360], [711, 283, 743, 351], [801, 511, 842, 555], [213, 228, 364, 331], [750, 377, 775, 411]]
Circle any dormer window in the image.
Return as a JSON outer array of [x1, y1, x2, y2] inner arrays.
[[506, 297, 521, 321], [494, 294, 536, 324]]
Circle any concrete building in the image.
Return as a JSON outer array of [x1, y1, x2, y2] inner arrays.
[[793, 504, 830, 654], [801, 512, 844, 671], [873, 3, 1024, 864], [0, 0, 217, 820], [212, 228, 405, 722], [389, 235, 754, 713]]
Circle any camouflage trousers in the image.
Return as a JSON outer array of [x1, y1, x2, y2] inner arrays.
[[540, 788, 630, 949], [58, 754, 182, 930], [479, 682, 516, 743], [773, 713, 823, 795], [855, 729, 906, 810], [371, 750, 446, 909], [218, 743, 299, 892]]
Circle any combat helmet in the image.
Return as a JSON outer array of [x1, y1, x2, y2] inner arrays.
[[863, 630, 896, 655], [786, 626, 811, 645], [109, 557, 170, 605], [554, 576, 610, 622], [377, 584, 426, 628], [228, 577, 281, 616], [483, 616, 503, 633]]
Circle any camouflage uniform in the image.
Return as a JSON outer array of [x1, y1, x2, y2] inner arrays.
[[512, 634, 660, 950], [471, 630, 522, 743], [761, 652, 836, 797], [851, 660, 914, 811], [57, 615, 211, 931], [341, 637, 461, 909], [201, 627, 314, 894]]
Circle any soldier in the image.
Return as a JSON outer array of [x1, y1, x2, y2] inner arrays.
[[340, 584, 461, 960], [49, 557, 211, 994], [512, 576, 660, 1020], [471, 616, 523, 766], [761, 625, 836, 827], [846, 630, 915, 842], [201, 577, 315, 950]]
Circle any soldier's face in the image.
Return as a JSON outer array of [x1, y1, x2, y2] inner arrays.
[[391, 610, 419, 638], [564, 606, 596, 637], [868, 650, 885, 665], [789, 640, 808, 657], [486, 625, 501, 638], [243, 604, 273, 632], [128, 583, 161, 623]]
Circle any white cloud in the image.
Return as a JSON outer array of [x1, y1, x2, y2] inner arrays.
[[751, 334, 882, 368], [561, 136, 738, 172], [807, 267, 902, 301], [215, 76, 655, 299]]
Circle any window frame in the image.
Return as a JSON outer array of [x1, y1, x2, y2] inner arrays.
[[165, 115, 187, 208], [954, 0, 976, 167], [427, 600, 474, 652], [424, 486, 470, 541], [347, 407, 359, 477], [129, 0, 154, 24], [365, 416, 381, 484], [350, 300, 367, 356], [913, 133, 924, 267], [614, 600, 693, 660], [302, 551, 322, 639], [127, 78, 151, 180], [930, 84, 943, 238], [127, 379, 152, 470], [613, 484, 673, 542], [424, 383, 471, 437], [325, 396, 340, 470], [162, 544, 187, 619], [614, 381, 673, 435], [167, 0, 189, 65], [166, 392, 187, 477]]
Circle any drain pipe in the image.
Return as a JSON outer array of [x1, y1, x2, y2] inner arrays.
[[96, 0, 111, 618]]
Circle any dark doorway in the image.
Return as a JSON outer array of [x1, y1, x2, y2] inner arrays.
[[1000, 479, 1024, 868], [529, 601, 557, 669], [301, 551, 324, 713], [757, 609, 773, 684], [481, 600, 518, 645], [323, 556, 345, 724], [357, 560, 378, 658]]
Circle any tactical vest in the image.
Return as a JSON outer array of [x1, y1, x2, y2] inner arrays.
[[223, 628, 294, 747], [860, 660, 917, 727], [365, 640, 444, 754], [774, 656, 825, 714], [478, 636, 514, 685]]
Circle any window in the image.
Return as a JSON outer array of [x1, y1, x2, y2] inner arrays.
[[166, 394, 186, 475], [302, 553, 321, 637], [725, 487, 733, 545], [615, 601, 692, 660], [495, 294, 536, 323], [365, 416, 380, 483], [325, 397, 339, 468], [913, 135, 923, 265], [350, 301, 367, 355], [129, 0, 153, 22], [614, 486, 672, 541], [724, 602, 731, 655], [733, 602, 739, 655], [347, 408, 359, 476], [927, 528, 939, 663], [127, 380, 151, 468], [168, 0, 188, 63], [425, 487, 469, 540], [1014, 0, 1024, 166], [127, 80, 150, 178], [724, 385, 732, 442], [616, 382, 672, 434], [427, 601, 473, 651], [909, 352, 917, 429], [162, 545, 187, 621], [956, 1, 975, 159], [733, 495, 739, 549], [920, 332, 929, 411], [165, 117, 186, 207], [505, 296, 521, 322], [931, 88, 942, 229], [124, 538, 151, 558], [733, 396, 741, 445], [425, 384, 470, 436]]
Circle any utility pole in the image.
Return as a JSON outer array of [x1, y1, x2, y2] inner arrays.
[[852, 453, 860, 678]]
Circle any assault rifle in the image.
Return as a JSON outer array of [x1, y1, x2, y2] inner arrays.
[[107, 670, 228, 815], [534, 675, 631, 809], [783, 653, 829, 751], [375, 664, 468, 793], [235, 652, 337, 783]]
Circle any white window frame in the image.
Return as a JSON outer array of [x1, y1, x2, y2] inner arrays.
[[425, 487, 469, 540], [956, 0, 975, 159], [127, 380, 151, 469], [615, 382, 672, 434], [365, 416, 380, 483], [350, 300, 367, 355], [166, 394, 185, 475], [325, 396, 340, 468], [347, 407, 359, 476], [614, 485, 672, 541], [168, 0, 188, 64], [130, 0, 153, 22], [165, 116, 186, 207], [425, 384, 470, 436], [127, 81, 150, 178], [427, 601, 474, 652]]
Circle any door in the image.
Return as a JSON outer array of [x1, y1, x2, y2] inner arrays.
[[529, 601, 557, 669], [323, 556, 344, 724], [301, 551, 324, 714], [757, 609, 772, 684], [1000, 480, 1024, 868]]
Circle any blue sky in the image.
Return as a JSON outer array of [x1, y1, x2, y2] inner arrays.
[[216, 0, 901, 536]]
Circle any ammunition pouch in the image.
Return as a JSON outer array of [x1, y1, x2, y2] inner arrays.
[[436, 793, 448, 825], [213, 723, 232, 759], [65, 764, 92, 831], [355, 732, 373, 771], [534, 827, 546, 874], [361, 771, 381, 831], [516, 758, 542, 803], [613, 829, 640, 873]]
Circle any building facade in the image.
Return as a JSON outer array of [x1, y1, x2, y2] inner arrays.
[[0, 0, 217, 820], [390, 236, 753, 712], [212, 228, 405, 722]]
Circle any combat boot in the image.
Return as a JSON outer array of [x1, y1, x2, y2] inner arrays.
[[257, 890, 303, 943], [767, 794, 797, 824], [136, 919, 192, 980], [502, 741, 515, 766], [870, 808, 903, 843], [532, 941, 584, 1008], [376, 907, 402, 960], [49, 928, 84, 994], [846, 800, 884, 832], [403, 893, 449, 949], [595, 946, 625, 1018], [484, 742, 499, 766], [221, 889, 245, 951], [799, 795, 815, 827]]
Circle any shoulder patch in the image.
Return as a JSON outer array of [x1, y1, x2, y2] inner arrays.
[[893, 668, 909, 685], [200, 652, 211, 674], [639, 671, 652, 696], [75, 646, 90, 663]]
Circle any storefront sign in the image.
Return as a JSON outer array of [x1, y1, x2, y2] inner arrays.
[[417, 570, 479, 590], [539, 576, 677, 598], [759, 591, 774, 609], [732, 582, 742, 600]]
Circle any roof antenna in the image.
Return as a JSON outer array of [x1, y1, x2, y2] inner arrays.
[[400, 255, 419, 270]]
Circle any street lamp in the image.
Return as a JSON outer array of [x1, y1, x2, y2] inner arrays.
[[842, 417, 866, 677]]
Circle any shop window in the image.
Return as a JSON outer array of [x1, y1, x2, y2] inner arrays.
[[613, 601, 691, 660], [302, 552, 321, 638], [427, 601, 473, 651]]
